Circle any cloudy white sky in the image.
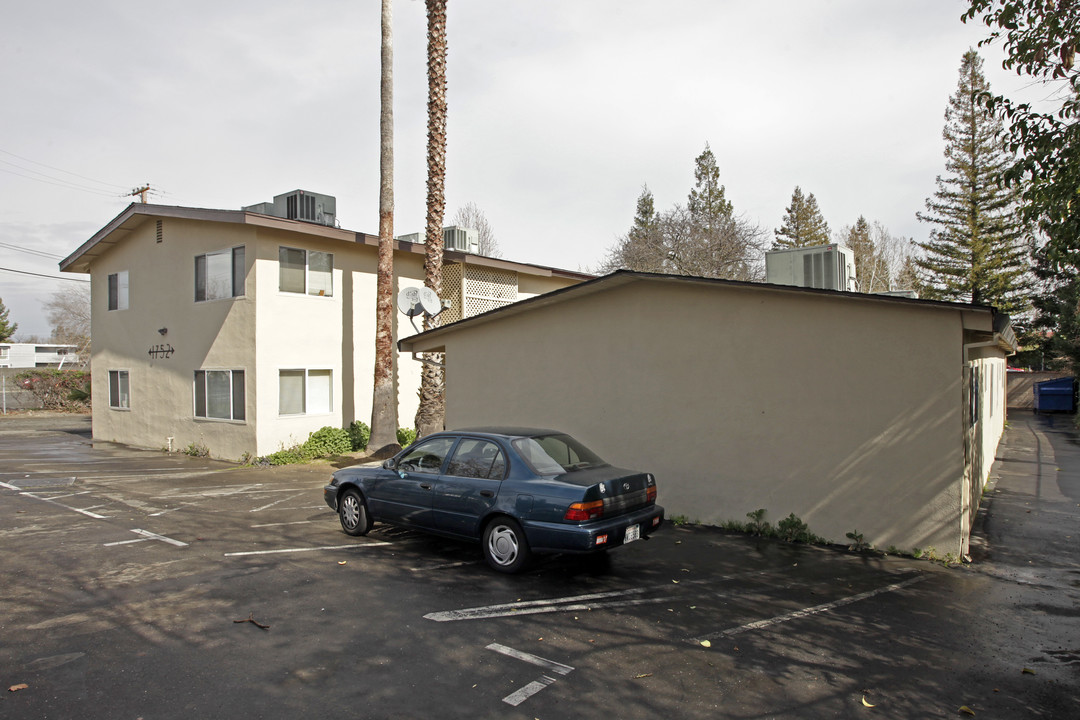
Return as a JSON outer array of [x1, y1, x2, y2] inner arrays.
[[0, 0, 1044, 339]]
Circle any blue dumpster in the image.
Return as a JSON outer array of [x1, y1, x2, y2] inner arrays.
[[1034, 377, 1077, 413]]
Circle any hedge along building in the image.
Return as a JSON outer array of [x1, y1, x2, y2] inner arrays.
[[399, 270, 1017, 558], [59, 192, 588, 461]]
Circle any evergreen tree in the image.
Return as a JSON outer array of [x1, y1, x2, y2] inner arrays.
[[914, 49, 1030, 314], [599, 146, 766, 280], [0, 298, 17, 341], [629, 185, 658, 242], [842, 216, 891, 292], [774, 186, 830, 248], [688, 144, 733, 231]]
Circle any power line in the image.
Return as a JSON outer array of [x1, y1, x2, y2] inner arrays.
[[0, 166, 120, 198], [0, 241, 65, 260], [0, 266, 89, 282], [0, 148, 129, 190]]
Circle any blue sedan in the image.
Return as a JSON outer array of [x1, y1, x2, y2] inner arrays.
[[324, 428, 664, 573]]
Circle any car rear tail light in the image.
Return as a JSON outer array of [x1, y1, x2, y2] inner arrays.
[[564, 500, 604, 522], [646, 486, 657, 503]]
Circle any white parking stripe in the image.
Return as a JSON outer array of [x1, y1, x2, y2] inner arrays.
[[691, 574, 926, 643], [251, 520, 314, 528], [131, 528, 188, 547], [502, 676, 557, 707], [0, 481, 18, 490], [250, 492, 304, 513], [224, 542, 391, 557], [424, 580, 711, 622], [18, 492, 109, 519], [486, 643, 574, 676]]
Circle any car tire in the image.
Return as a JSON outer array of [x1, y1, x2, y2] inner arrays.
[[482, 517, 531, 574], [339, 488, 373, 537]]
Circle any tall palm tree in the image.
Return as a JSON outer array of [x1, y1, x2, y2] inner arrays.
[[370, 0, 398, 452], [415, 0, 448, 437]]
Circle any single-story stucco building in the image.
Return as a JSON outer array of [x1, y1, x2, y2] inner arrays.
[[400, 270, 1016, 559]]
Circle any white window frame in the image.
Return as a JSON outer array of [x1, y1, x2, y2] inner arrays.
[[194, 369, 246, 422], [278, 246, 333, 297], [108, 271, 129, 311], [108, 370, 130, 410], [195, 246, 245, 302], [278, 368, 333, 416]]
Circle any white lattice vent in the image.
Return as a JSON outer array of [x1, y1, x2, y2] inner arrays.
[[464, 266, 517, 318], [441, 263, 464, 324]]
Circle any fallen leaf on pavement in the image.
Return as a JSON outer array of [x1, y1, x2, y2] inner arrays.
[[700, 640, 711, 648], [861, 695, 876, 708], [634, 673, 653, 679], [1022, 668, 1036, 675], [8, 684, 28, 692], [959, 706, 975, 716]]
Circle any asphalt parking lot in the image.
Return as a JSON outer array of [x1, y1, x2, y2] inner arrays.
[[1, 412, 1077, 719]]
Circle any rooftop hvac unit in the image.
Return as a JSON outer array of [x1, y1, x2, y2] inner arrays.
[[242, 190, 337, 227], [765, 243, 857, 292], [443, 226, 479, 253]]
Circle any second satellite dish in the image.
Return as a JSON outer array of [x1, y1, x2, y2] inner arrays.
[[396, 286, 444, 318]]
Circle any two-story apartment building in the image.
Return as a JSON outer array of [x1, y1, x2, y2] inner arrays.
[[0, 343, 79, 368], [59, 192, 588, 460]]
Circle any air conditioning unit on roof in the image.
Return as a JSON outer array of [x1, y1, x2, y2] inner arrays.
[[765, 243, 857, 292]]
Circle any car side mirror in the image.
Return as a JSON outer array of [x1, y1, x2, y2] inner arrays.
[[382, 458, 395, 470]]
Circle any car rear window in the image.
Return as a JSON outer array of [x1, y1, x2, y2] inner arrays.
[[512, 434, 606, 475]]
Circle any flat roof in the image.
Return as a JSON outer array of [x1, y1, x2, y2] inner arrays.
[[400, 269, 1015, 353]]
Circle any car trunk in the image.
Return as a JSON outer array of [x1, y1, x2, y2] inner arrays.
[[556, 466, 655, 518]]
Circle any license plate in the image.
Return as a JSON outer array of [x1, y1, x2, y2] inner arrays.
[[624, 524, 640, 543]]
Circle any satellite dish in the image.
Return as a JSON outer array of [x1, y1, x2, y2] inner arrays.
[[396, 287, 423, 317], [418, 287, 442, 316], [396, 286, 444, 320]]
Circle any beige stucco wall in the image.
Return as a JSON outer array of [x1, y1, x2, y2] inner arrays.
[[91, 218, 258, 458], [431, 278, 979, 556]]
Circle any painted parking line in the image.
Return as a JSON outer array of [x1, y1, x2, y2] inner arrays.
[[423, 572, 777, 622], [691, 574, 926, 644], [485, 643, 574, 707], [103, 529, 189, 547], [16, 491, 109, 519], [0, 481, 18, 490], [249, 492, 305, 513], [409, 560, 477, 572], [223, 542, 391, 557], [250, 520, 314, 528], [486, 643, 574, 676]]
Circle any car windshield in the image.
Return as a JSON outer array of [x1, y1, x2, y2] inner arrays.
[[512, 434, 607, 475]]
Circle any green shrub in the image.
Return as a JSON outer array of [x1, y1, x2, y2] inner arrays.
[[777, 513, 812, 543], [15, 369, 90, 411], [263, 448, 305, 465], [348, 421, 371, 451], [397, 427, 417, 447], [745, 508, 770, 536], [846, 529, 869, 552], [183, 442, 210, 458], [301, 426, 351, 459]]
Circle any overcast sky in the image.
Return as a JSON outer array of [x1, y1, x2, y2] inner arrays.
[[0, 0, 1045, 339]]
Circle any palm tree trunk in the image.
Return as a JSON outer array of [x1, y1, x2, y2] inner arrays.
[[416, 0, 448, 438], [370, 0, 399, 453]]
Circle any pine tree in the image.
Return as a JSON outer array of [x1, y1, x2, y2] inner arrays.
[[774, 186, 830, 248], [0, 297, 17, 341], [843, 216, 890, 292], [688, 143, 733, 231], [629, 185, 657, 242], [915, 49, 1030, 314]]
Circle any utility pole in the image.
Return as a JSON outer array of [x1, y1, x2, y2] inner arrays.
[[127, 185, 151, 203]]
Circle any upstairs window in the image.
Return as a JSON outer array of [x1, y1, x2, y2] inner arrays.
[[108, 271, 129, 311], [279, 247, 333, 297], [195, 247, 245, 301]]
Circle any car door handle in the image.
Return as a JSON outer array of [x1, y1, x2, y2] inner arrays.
[[480, 490, 494, 498], [419, 483, 433, 490]]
